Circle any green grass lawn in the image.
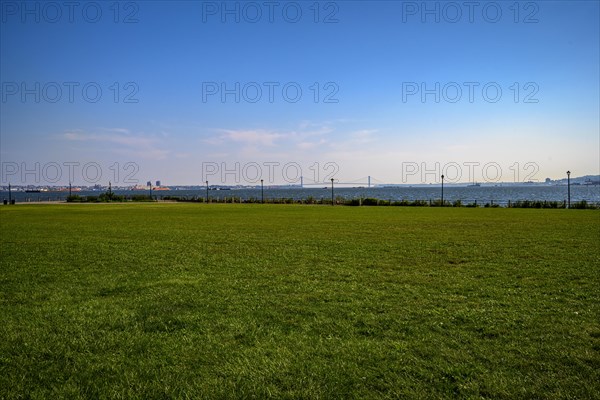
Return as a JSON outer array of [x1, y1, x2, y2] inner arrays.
[[1, 204, 599, 399]]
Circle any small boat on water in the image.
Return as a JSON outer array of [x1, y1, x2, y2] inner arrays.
[[25, 189, 41, 193], [467, 182, 481, 187]]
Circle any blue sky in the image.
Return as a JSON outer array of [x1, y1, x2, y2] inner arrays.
[[1, 0, 598, 185]]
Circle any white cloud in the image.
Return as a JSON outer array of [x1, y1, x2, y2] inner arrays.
[[104, 128, 131, 135], [62, 129, 169, 160], [204, 122, 337, 151], [350, 129, 377, 144], [218, 129, 286, 146], [296, 139, 327, 150]]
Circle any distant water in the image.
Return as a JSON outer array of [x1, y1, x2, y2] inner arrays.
[[2, 185, 599, 205]]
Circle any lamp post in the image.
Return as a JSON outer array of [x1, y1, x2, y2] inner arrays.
[[331, 178, 335, 206], [441, 174, 445, 206], [261, 179, 264, 204], [205, 180, 209, 203], [566, 170, 571, 208], [149, 181, 152, 199], [8, 183, 11, 204], [69, 181, 72, 197]]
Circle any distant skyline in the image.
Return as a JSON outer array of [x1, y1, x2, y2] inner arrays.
[[1, 1, 599, 185]]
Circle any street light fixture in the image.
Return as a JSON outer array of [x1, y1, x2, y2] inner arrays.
[[331, 178, 335, 206], [566, 171, 571, 208], [261, 179, 264, 204], [205, 180, 209, 204], [441, 174, 445, 206]]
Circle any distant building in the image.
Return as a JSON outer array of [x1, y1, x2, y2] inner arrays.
[[146, 181, 152, 187], [545, 178, 552, 184], [156, 180, 161, 187]]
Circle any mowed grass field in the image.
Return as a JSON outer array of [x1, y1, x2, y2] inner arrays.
[[0, 204, 599, 399]]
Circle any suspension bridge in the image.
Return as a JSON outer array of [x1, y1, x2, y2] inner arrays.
[[297, 176, 389, 187]]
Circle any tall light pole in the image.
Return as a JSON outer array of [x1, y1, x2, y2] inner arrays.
[[261, 179, 264, 204], [331, 178, 335, 206], [149, 181, 152, 199], [8, 183, 11, 204], [566, 171, 571, 208], [69, 181, 72, 197], [441, 174, 445, 206], [205, 180, 209, 203]]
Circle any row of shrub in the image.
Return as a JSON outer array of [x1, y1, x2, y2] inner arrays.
[[505, 200, 596, 209], [64, 190, 598, 209], [66, 194, 154, 203], [158, 196, 599, 209]]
